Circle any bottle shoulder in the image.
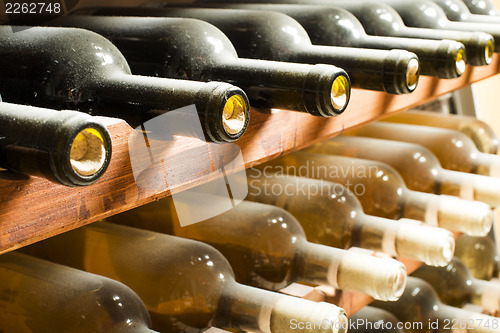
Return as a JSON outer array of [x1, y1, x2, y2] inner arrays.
[[0, 26, 130, 79], [335, 2, 407, 36], [383, 0, 449, 28], [259, 5, 367, 46], [184, 9, 313, 59]]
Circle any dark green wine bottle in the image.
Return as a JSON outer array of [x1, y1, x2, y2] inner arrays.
[[0, 102, 111, 186], [372, 276, 500, 333], [413, 257, 500, 313], [68, 9, 417, 95], [187, 2, 486, 71], [46, 16, 350, 115], [428, 0, 500, 24], [364, 0, 500, 51], [349, 306, 405, 333], [282, 1, 492, 66], [0, 252, 158, 333], [461, 0, 500, 16], [0, 26, 250, 143]]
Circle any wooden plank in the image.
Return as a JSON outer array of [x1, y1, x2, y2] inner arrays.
[[1, 56, 499, 255]]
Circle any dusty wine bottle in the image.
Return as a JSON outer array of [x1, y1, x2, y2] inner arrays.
[[462, 0, 500, 16], [45, 16, 350, 115], [0, 252, 158, 333], [0, 102, 111, 186], [292, 0, 493, 66], [192, 3, 465, 77], [306, 136, 500, 206], [108, 196, 407, 301], [259, 152, 493, 236], [383, 111, 500, 154], [413, 257, 500, 313], [69, 8, 419, 95], [367, 0, 500, 51], [349, 306, 405, 333], [347, 122, 500, 178], [241, 171, 454, 266], [372, 276, 500, 333], [455, 234, 500, 280], [0, 26, 250, 143], [430, 0, 500, 24], [25, 222, 348, 333], [113, 4, 466, 80]]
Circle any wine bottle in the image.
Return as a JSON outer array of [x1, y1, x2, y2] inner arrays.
[[361, 0, 500, 51], [98, 5, 468, 81], [0, 102, 111, 186], [305, 136, 500, 206], [371, 276, 500, 333], [45, 16, 351, 115], [257, 152, 493, 236], [292, 1, 492, 66], [67, 10, 420, 95], [0, 26, 251, 143], [0, 251, 157, 333], [430, 0, 500, 24], [242, 171, 454, 266], [430, 257, 500, 313], [413, 257, 500, 313], [24, 222, 348, 333], [455, 234, 500, 280], [349, 306, 405, 333], [461, 0, 500, 16], [108, 197, 407, 301], [383, 111, 500, 154], [346, 122, 500, 178]]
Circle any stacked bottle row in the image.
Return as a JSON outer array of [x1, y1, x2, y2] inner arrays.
[[2, 110, 500, 332], [4, 0, 500, 186]]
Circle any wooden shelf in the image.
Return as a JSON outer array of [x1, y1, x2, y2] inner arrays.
[[1, 55, 499, 256]]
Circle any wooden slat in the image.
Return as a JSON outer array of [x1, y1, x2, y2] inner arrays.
[[1, 56, 499, 255]]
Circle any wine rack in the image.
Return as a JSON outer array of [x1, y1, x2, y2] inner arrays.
[[1, 55, 499, 316]]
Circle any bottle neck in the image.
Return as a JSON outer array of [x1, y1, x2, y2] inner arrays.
[[436, 304, 500, 333], [297, 241, 406, 301], [444, 20, 500, 51], [404, 190, 492, 236], [406, 27, 493, 66], [354, 35, 464, 79], [91, 73, 249, 143], [493, 257, 500, 278], [354, 214, 454, 266], [471, 278, 500, 312], [297, 45, 417, 94], [217, 280, 346, 333], [210, 58, 348, 117], [439, 169, 500, 207], [475, 152, 500, 178]]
